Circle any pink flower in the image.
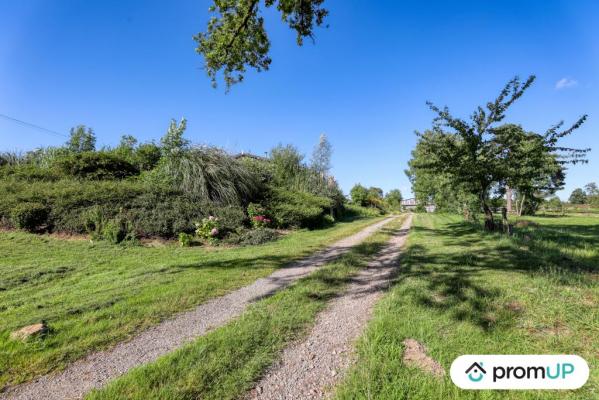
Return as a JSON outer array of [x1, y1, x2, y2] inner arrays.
[[210, 228, 219, 236]]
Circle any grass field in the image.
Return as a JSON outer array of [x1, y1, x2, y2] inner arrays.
[[0, 215, 382, 389], [335, 213, 598, 399], [85, 216, 406, 400]]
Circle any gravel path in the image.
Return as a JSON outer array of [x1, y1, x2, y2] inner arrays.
[[247, 214, 412, 400], [1, 217, 395, 400]]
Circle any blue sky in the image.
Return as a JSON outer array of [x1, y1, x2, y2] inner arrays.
[[1, 0, 597, 199]]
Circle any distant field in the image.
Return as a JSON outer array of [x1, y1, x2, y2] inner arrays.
[[0, 216, 381, 389], [335, 213, 598, 399]]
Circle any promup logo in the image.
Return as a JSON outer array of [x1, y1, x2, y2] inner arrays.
[[465, 362, 486, 382], [451, 355, 589, 390]]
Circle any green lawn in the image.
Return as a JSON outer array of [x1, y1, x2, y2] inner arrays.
[[335, 213, 598, 400], [0, 216, 382, 389], [86, 216, 406, 400]]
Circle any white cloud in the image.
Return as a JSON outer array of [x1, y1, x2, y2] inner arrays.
[[555, 77, 578, 90]]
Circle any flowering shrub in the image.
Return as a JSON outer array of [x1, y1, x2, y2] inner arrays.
[[195, 215, 220, 243], [251, 215, 271, 228], [247, 202, 270, 228], [247, 202, 265, 218]]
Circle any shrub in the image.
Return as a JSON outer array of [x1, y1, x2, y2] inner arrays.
[[101, 217, 136, 244], [10, 202, 48, 231], [342, 204, 384, 218], [225, 228, 279, 246], [247, 202, 266, 219], [195, 216, 221, 243], [247, 202, 271, 227], [267, 187, 332, 228], [102, 219, 127, 244], [0, 179, 250, 238], [133, 143, 162, 171], [80, 206, 111, 239], [251, 215, 272, 228], [160, 146, 261, 204], [0, 164, 64, 181], [54, 152, 139, 180], [178, 232, 194, 247]]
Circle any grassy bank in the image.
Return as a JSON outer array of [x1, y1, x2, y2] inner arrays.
[[0, 215, 382, 388], [85, 216, 405, 400], [335, 214, 598, 400]]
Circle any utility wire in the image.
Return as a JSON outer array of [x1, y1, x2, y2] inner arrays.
[[0, 113, 68, 138]]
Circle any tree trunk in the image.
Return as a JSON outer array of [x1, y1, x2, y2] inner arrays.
[[482, 202, 495, 231], [506, 186, 513, 213], [518, 194, 525, 217], [501, 206, 512, 235]]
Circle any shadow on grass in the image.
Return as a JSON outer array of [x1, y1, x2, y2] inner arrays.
[[391, 218, 597, 332]]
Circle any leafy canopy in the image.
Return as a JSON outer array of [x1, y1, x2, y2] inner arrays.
[[569, 188, 587, 204], [385, 189, 403, 210], [310, 133, 332, 175], [195, 0, 328, 89], [410, 75, 590, 228], [68, 125, 96, 153]]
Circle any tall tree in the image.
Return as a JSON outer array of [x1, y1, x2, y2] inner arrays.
[[493, 124, 565, 216], [160, 118, 190, 157], [569, 188, 587, 204], [406, 130, 476, 215], [350, 184, 369, 206], [411, 75, 589, 231], [118, 134, 138, 150], [195, 0, 328, 89], [270, 143, 304, 187], [385, 189, 403, 210], [67, 125, 96, 153], [310, 133, 332, 176], [584, 182, 598, 196]]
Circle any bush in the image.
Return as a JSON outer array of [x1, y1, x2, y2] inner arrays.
[[0, 163, 64, 181], [81, 206, 108, 238], [102, 219, 127, 244], [178, 232, 194, 247], [341, 204, 383, 219], [195, 216, 220, 243], [247, 202, 271, 228], [267, 187, 332, 228], [10, 202, 49, 231], [247, 202, 266, 219], [101, 217, 136, 244], [54, 152, 139, 180], [224, 228, 279, 246], [0, 177, 252, 238], [128, 196, 246, 238], [159, 146, 261, 204], [133, 143, 162, 171]]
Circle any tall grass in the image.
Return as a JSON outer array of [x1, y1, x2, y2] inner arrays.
[[158, 146, 262, 204]]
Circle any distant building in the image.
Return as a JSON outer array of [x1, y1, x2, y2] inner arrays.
[[401, 198, 418, 209], [400, 197, 436, 213]]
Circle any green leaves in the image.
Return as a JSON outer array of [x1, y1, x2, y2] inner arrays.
[[195, 0, 269, 89], [412, 75, 590, 223], [195, 0, 328, 89]]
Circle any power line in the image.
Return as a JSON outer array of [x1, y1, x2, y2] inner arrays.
[[0, 113, 68, 138]]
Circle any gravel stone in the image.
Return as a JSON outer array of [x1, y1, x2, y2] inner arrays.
[[1, 217, 395, 400], [246, 215, 412, 400]]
